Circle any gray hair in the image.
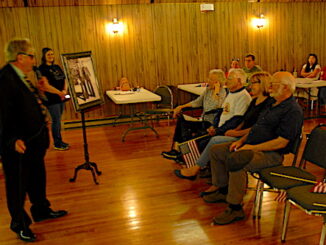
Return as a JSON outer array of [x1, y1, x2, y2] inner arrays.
[[228, 68, 247, 85], [209, 69, 226, 83], [273, 71, 296, 93], [5, 38, 33, 62]]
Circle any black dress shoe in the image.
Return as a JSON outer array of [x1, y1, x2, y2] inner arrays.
[[174, 169, 196, 181], [11, 226, 36, 242], [32, 209, 68, 222], [199, 189, 218, 197]]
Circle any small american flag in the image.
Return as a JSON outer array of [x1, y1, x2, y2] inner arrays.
[[178, 134, 209, 168], [275, 190, 287, 202], [179, 139, 201, 168], [310, 182, 326, 193]]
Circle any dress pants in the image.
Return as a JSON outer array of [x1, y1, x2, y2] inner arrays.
[[1, 137, 50, 229]]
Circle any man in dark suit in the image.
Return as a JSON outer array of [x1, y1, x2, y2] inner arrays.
[[0, 38, 67, 242]]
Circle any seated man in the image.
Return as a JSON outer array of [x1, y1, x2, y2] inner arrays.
[[242, 54, 262, 84], [205, 72, 303, 225]]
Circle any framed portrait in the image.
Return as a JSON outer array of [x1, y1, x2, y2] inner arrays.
[[61, 51, 104, 112]]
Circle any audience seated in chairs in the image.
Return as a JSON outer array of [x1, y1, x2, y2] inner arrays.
[[174, 72, 272, 182], [161, 69, 227, 161], [203, 72, 303, 226]]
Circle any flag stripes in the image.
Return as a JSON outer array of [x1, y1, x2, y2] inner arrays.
[[179, 139, 201, 168], [311, 182, 326, 193]]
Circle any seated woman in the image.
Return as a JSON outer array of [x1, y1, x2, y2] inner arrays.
[[295, 53, 321, 100], [162, 69, 227, 160], [174, 72, 273, 184], [225, 58, 240, 78]]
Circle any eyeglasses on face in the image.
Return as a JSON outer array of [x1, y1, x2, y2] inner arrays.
[[18, 52, 35, 59]]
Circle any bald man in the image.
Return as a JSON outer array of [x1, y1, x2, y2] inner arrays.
[[204, 72, 303, 225]]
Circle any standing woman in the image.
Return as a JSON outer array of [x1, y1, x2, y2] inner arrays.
[[39, 48, 69, 151]]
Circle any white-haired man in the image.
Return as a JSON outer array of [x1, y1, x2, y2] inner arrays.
[[0, 38, 67, 242], [207, 72, 303, 225], [207, 68, 252, 137]]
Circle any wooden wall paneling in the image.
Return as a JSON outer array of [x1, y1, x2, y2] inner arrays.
[[140, 5, 156, 90], [152, 5, 168, 84]]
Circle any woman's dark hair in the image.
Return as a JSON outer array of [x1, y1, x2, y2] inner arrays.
[[41, 47, 53, 64], [305, 53, 318, 73]]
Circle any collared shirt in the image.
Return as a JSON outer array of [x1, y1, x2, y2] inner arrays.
[[10, 63, 31, 89], [245, 96, 303, 154]]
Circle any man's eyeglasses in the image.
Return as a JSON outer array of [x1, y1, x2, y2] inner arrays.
[[18, 52, 35, 59]]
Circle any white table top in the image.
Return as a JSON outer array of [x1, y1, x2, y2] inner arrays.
[[295, 79, 326, 88], [177, 83, 207, 96], [106, 88, 161, 104]]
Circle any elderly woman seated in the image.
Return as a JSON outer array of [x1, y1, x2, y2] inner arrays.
[[162, 69, 227, 160]]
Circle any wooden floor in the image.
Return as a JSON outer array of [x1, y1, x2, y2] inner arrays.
[[0, 116, 325, 245]]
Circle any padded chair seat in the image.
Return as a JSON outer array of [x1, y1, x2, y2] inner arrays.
[[287, 185, 326, 212], [258, 166, 316, 190]]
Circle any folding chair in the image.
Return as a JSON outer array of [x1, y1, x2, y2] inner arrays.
[[146, 85, 174, 126], [251, 130, 312, 219], [281, 124, 326, 245]]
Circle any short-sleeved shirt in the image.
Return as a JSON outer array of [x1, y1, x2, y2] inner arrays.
[[39, 64, 66, 105], [243, 65, 262, 77], [245, 96, 303, 154], [218, 87, 252, 127], [190, 87, 227, 124], [242, 96, 273, 130], [302, 64, 321, 80]]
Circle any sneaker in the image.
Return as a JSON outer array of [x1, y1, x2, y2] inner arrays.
[[161, 149, 181, 160], [212, 207, 245, 225], [203, 191, 227, 203], [61, 142, 70, 147], [54, 144, 69, 151]]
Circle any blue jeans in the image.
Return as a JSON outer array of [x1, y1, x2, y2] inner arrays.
[[196, 135, 238, 168], [47, 103, 64, 147]]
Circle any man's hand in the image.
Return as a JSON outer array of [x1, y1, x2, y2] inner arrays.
[[36, 77, 50, 92], [229, 140, 244, 152], [15, 139, 26, 154], [207, 126, 216, 136]]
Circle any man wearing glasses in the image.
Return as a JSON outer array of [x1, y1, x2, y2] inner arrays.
[[208, 72, 303, 225], [0, 38, 67, 242], [243, 54, 262, 83]]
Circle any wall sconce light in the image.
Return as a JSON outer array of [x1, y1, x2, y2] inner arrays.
[[105, 18, 124, 35], [252, 14, 267, 29]]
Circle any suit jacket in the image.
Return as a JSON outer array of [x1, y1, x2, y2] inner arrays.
[[0, 64, 49, 155]]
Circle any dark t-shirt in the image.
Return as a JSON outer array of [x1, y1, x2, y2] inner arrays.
[[245, 96, 303, 154], [242, 97, 273, 129], [39, 64, 66, 105]]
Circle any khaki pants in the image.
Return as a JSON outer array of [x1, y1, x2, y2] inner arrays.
[[209, 142, 283, 205]]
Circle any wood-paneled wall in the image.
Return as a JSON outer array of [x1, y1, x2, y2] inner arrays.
[[0, 2, 325, 120]]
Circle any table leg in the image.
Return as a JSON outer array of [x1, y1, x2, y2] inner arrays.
[[121, 104, 160, 142]]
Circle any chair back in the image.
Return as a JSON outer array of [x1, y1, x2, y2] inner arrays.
[[301, 124, 326, 168], [153, 85, 173, 109]]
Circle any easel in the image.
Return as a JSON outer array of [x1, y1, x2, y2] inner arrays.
[[69, 109, 102, 184]]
